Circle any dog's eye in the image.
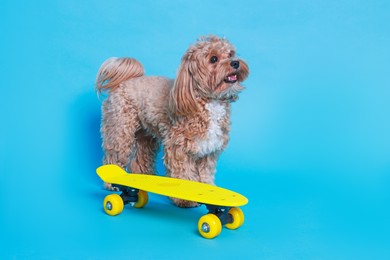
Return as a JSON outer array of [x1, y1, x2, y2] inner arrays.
[[210, 56, 218, 64]]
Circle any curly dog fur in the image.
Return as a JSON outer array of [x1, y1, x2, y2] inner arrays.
[[96, 35, 249, 207]]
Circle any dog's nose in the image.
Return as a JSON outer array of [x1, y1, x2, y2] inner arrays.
[[230, 60, 240, 69]]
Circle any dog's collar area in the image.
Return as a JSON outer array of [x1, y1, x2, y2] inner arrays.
[[198, 95, 236, 104]]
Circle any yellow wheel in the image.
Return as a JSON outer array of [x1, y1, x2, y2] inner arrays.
[[134, 190, 148, 208], [198, 214, 222, 239], [225, 207, 245, 230], [103, 194, 124, 216]]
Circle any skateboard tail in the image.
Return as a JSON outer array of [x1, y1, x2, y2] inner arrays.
[[96, 164, 127, 183]]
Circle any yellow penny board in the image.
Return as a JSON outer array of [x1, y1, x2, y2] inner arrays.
[[96, 164, 248, 207]]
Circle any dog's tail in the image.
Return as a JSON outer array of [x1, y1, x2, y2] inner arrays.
[[96, 57, 144, 93]]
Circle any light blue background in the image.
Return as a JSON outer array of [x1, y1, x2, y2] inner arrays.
[[2, 0, 390, 259]]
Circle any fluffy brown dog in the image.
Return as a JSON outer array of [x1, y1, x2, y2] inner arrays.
[[96, 35, 249, 207]]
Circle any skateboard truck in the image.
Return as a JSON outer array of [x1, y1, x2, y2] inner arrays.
[[205, 205, 233, 226], [199, 204, 235, 235], [103, 184, 149, 211], [113, 184, 139, 206]]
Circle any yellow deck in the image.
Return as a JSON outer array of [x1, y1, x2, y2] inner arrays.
[[96, 164, 248, 207]]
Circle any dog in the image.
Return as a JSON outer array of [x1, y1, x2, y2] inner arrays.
[[95, 35, 249, 207]]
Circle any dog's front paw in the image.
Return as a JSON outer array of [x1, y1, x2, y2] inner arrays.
[[171, 197, 200, 208], [104, 182, 119, 191]]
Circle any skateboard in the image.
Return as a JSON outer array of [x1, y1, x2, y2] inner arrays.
[[96, 164, 248, 239]]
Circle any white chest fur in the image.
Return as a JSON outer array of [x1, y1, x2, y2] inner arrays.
[[196, 101, 227, 157]]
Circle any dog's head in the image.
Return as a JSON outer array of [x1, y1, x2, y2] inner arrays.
[[170, 35, 249, 116]]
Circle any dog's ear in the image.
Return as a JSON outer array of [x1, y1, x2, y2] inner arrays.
[[169, 57, 199, 116]]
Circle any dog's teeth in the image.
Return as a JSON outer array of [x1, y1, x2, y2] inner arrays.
[[229, 74, 237, 81], [224, 74, 238, 83]]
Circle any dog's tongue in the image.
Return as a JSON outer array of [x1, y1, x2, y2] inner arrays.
[[228, 74, 237, 81]]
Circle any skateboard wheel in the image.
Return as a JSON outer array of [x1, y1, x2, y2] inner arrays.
[[198, 214, 222, 239], [103, 194, 124, 216], [134, 190, 148, 208], [225, 207, 244, 230]]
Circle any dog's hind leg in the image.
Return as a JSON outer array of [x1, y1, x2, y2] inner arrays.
[[100, 96, 140, 189], [129, 129, 160, 174]]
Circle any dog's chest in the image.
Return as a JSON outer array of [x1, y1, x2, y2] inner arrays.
[[195, 102, 227, 157]]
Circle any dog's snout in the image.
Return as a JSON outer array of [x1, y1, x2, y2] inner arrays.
[[230, 60, 240, 69]]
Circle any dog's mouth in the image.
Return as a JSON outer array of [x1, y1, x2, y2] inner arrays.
[[224, 73, 238, 83]]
